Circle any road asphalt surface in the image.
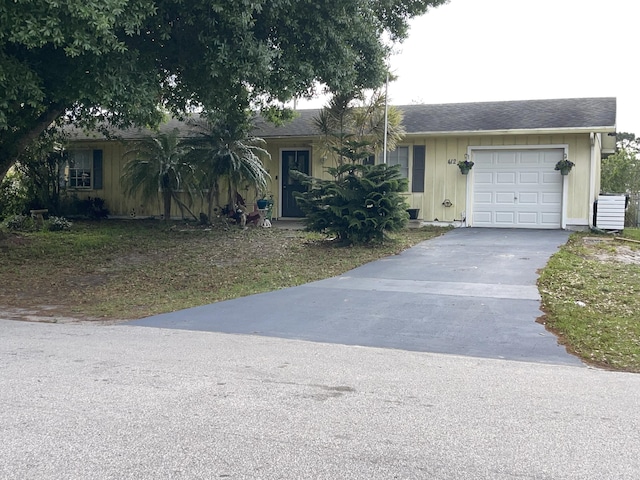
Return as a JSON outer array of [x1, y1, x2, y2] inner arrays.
[[1, 320, 639, 479]]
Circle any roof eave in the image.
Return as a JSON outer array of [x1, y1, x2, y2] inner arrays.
[[404, 126, 617, 137], [259, 134, 317, 140]]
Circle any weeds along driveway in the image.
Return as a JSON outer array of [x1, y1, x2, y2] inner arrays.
[[129, 228, 581, 366]]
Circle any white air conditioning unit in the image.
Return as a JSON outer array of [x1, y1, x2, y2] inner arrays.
[[596, 195, 626, 230]]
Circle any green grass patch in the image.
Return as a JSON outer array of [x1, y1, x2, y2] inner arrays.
[[622, 228, 640, 241], [538, 229, 640, 372], [0, 220, 447, 321]]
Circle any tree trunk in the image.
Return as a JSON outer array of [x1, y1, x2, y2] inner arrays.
[[227, 178, 235, 212], [163, 189, 172, 221], [0, 105, 66, 181], [206, 184, 217, 221]]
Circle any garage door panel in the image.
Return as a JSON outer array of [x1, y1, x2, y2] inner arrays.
[[496, 152, 517, 165], [472, 149, 563, 229], [496, 172, 516, 184], [520, 151, 545, 164], [541, 212, 561, 225], [474, 192, 493, 204], [541, 192, 561, 204], [518, 192, 539, 204], [541, 171, 559, 184], [474, 172, 494, 184], [495, 192, 516, 204], [519, 172, 540, 183], [542, 152, 562, 166], [495, 211, 516, 224], [474, 211, 493, 223], [517, 212, 538, 224]]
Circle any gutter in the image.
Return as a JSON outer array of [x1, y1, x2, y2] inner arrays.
[[402, 126, 617, 137], [259, 126, 617, 140]]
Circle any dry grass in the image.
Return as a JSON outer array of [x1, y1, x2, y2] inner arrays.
[[538, 229, 640, 372], [0, 219, 446, 323]]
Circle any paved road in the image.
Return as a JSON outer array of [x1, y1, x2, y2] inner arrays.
[[1, 320, 639, 479], [130, 228, 579, 365]]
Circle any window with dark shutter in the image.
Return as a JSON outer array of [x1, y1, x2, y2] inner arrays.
[[68, 150, 92, 188], [387, 147, 409, 178]]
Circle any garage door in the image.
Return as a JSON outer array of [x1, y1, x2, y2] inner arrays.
[[472, 149, 563, 229]]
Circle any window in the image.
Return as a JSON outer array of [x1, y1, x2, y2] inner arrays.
[[68, 150, 92, 188], [386, 146, 409, 178], [64, 149, 103, 190]]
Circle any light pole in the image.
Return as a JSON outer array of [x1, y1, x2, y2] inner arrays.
[[382, 70, 389, 164]]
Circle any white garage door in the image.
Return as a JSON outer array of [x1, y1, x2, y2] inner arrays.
[[472, 149, 563, 229]]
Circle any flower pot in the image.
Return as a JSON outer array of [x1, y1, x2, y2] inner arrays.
[[256, 199, 269, 209], [406, 208, 420, 220], [459, 167, 471, 175], [560, 168, 571, 176]]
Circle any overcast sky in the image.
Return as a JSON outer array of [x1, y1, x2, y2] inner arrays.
[[300, 0, 638, 135]]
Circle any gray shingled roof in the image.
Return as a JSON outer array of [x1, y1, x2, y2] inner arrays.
[[253, 97, 616, 138], [68, 97, 616, 141]]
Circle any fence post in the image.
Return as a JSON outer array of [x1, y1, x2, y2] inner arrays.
[[626, 193, 640, 227]]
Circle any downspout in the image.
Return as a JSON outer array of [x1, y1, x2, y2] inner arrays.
[[465, 148, 472, 227], [588, 132, 597, 228]]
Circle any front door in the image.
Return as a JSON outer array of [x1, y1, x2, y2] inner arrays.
[[281, 149, 310, 217]]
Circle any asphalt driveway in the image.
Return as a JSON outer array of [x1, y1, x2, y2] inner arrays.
[[129, 228, 580, 366]]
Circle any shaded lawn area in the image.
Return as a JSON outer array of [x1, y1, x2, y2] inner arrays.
[[0, 220, 446, 322], [538, 229, 640, 372]]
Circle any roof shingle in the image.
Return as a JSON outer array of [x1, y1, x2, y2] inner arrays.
[[253, 97, 616, 138], [68, 97, 616, 141]]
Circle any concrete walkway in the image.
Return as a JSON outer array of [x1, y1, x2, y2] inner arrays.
[[130, 228, 580, 366]]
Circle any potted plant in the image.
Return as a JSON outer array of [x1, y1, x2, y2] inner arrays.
[[458, 158, 474, 175], [256, 193, 273, 210], [406, 208, 420, 220], [555, 156, 575, 175]]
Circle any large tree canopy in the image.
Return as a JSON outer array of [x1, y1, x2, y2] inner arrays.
[[0, 0, 447, 180]]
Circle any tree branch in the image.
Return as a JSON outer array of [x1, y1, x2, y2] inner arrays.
[[0, 104, 66, 180]]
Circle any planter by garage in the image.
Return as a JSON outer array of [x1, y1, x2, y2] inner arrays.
[[407, 208, 420, 220]]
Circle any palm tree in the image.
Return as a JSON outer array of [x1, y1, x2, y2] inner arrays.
[[120, 128, 197, 221], [186, 112, 270, 219], [314, 89, 405, 166]]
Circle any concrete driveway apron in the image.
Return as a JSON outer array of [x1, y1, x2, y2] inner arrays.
[[129, 228, 581, 366]]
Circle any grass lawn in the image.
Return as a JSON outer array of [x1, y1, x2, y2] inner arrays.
[[538, 228, 640, 372], [0, 220, 446, 322], [3, 219, 640, 372]]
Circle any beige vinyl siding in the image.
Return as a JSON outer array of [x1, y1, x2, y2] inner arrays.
[[409, 133, 595, 227], [66, 140, 207, 219], [422, 136, 470, 223], [67, 131, 598, 228], [269, 132, 595, 227]]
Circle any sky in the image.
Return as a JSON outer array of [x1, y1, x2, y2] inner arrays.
[[299, 0, 638, 135]]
